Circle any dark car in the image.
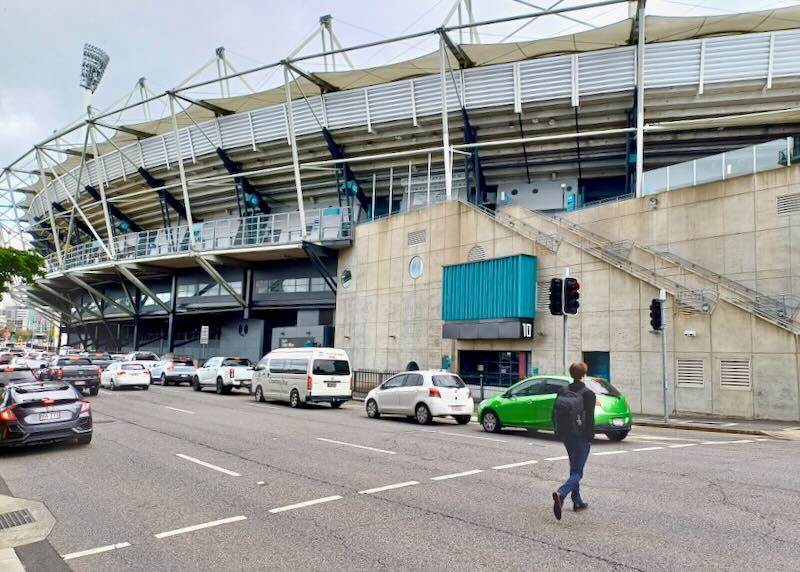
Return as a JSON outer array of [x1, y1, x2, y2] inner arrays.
[[0, 366, 38, 388], [80, 352, 114, 371], [0, 382, 92, 447], [44, 357, 101, 396], [0, 353, 15, 366]]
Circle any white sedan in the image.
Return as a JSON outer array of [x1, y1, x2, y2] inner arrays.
[[100, 362, 150, 391], [365, 370, 474, 425]]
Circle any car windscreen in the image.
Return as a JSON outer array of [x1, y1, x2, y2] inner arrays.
[[121, 364, 145, 371], [173, 359, 193, 366], [222, 358, 251, 367], [584, 377, 621, 397], [0, 354, 12, 364], [432, 374, 466, 388], [12, 384, 78, 402], [312, 359, 351, 376], [56, 358, 93, 366], [133, 353, 158, 361]]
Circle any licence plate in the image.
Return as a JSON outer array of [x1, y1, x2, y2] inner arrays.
[[73, 381, 85, 386], [39, 411, 61, 421], [612, 418, 625, 427], [326, 382, 337, 388]]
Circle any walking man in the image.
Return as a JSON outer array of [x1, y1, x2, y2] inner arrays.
[[551, 362, 595, 520]]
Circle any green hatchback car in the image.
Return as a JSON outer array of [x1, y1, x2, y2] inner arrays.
[[477, 375, 632, 441]]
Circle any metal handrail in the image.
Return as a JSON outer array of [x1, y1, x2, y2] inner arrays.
[[45, 207, 352, 274]]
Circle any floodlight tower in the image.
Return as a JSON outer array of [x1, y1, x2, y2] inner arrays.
[[79, 44, 110, 117]]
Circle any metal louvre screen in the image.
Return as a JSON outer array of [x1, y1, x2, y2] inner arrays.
[[579, 46, 635, 96], [773, 30, 800, 78], [677, 359, 704, 387], [250, 106, 287, 142], [777, 193, 800, 215], [325, 89, 368, 129], [464, 65, 514, 109], [367, 81, 413, 124], [414, 73, 462, 117], [407, 229, 427, 246], [720, 359, 751, 390], [290, 97, 324, 136], [519, 55, 571, 103], [704, 34, 770, 84], [218, 113, 252, 150], [645, 40, 701, 88]]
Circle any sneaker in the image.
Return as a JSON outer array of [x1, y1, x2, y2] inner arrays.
[[552, 492, 563, 520], [573, 503, 589, 512]]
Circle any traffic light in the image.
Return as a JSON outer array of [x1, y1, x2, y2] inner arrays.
[[649, 299, 664, 331], [548, 278, 563, 316], [563, 277, 580, 315]]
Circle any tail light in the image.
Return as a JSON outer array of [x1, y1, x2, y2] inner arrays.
[[595, 399, 603, 410], [428, 387, 441, 398], [467, 388, 473, 399], [166, 364, 175, 371], [41, 398, 55, 406], [80, 400, 91, 414], [0, 406, 17, 422], [55, 367, 63, 379], [349, 375, 353, 391], [307, 375, 313, 391], [2, 367, 12, 373], [229, 368, 235, 378], [98, 368, 104, 376], [143, 370, 150, 376], [117, 371, 126, 376]]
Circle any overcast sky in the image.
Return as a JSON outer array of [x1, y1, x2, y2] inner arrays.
[[1, 0, 797, 167]]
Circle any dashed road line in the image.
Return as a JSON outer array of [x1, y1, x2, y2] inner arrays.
[[62, 542, 131, 561], [419, 429, 508, 443], [544, 455, 569, 461], [359, 481, 419, 495], [729, 439, 754, 444], [269, 496, 343, 514], [431, 469, 483, 481], [632, 446, 664, 452], [593, 450, 628, 456], [492, 460, 539, 470], [154, 516, 247, 539], [316, 438, 396, 455], [165, 406, 195, 415], [668, 444, 697, 448], [701, 441, 731, 445], [176, 453, 241, 477]]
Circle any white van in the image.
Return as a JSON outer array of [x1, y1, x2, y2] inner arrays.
[[252, 347, 352, 408]]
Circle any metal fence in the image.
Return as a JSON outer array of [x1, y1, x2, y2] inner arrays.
[[352, 369, 398, 397]]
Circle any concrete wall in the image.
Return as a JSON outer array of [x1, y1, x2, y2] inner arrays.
[[567, 166, 800, 298], [336, 199, 800, 421]]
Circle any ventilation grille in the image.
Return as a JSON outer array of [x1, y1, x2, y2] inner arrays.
[[467, 245, 486, 262], [536, 281, 550, 310], [407, 229, 427, 246], [0, 509, 34, 530], [677, 359, 704, 387], [777, 193, 800, 215], [720, 360, 751, 390]]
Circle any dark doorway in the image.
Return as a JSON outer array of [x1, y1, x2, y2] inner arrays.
[[458, 350, 529, 388], [583, 351, 610, 380]]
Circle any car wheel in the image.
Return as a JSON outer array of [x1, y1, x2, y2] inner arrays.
[[254, 385, 265, 402], [76, 434, 92, 445], [366, 399, 380, 418], [606, 430, 629, 442], [193, 377, 202, 392], [482, 410, 501, 433], [161, 374, 168, 386], [330, 401, 343, 409], [110, 380, 117, 391], [88, 386, 99, 396], [216, 378, 225, 395], [142, 385, 149, 391], [454, 415, 470, 425], [415, 403, 432, 425], [289, 389, 301, 408]]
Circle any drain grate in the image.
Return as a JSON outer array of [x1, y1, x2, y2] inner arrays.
[[0, 508, 35, 530]]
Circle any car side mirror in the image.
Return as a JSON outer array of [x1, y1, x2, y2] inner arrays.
[[504, 392, 515, 399], [253, 364, 264, 371]]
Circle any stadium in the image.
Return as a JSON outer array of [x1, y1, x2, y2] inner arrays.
[[4, 0, 800, 420]]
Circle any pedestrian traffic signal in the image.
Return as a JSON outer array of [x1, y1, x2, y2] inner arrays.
[[649, 299, 664, 331], [548, 278, 563, 316], [563, 277, 580, 315]]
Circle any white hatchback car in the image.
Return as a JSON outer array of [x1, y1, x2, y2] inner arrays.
[[100, 362, 150, 391], [365, 370, 474, 424]]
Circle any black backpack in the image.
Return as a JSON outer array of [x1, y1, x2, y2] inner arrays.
[[553, 387, 587, 440]]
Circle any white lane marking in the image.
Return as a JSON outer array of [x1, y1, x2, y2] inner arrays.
[[419, 429, 507, 443], [165, 406, 195, 415], [492, 460, 538, 470], [100, 390, 116, 396], [633, 435, 704, 442], [755, 438, 771, 442], [593, 450, 628, 456], [175, 453, 241, 477], [316, 438, 396, 455], [154, 516, 247, 539], [245, 402, 282, 409], [152, 386, 181, 392], [701, 441, 732, 445], [431, 469, 483, 481], [729, 439, 753, 444], [668, 443, 697, 448], [359, 481, 419, 495], [632, 446, 664, 452], [544, 456, 569, 461], [62, 542, 131, 561], [269, 496, 343, 514]]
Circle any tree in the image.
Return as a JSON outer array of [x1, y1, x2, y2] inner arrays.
[[0, 247, 46, 294]]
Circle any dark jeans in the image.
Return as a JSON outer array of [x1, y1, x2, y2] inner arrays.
[[557, 437, 591, 506]]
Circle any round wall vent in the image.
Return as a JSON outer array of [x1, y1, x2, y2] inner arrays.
[[468, 245, 486, 262]]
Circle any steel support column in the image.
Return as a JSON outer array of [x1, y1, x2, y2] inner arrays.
[[65, 274, 134, 317], [194, 256, 247, 307], [439, 37, 453, 199], [283, 64, 307, 237], [634, 2, 646, 198], [168, 94, 196, 246], [116, 266, 171, 313], [166, 274, 178, 353]]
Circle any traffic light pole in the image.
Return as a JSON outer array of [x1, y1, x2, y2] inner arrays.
[[659, 288, 668, 423]]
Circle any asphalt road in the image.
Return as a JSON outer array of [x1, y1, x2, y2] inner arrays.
[[1, 384, 798, 572]]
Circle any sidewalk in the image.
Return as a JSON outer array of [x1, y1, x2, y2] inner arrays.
[[634, 414, 800, 439]]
